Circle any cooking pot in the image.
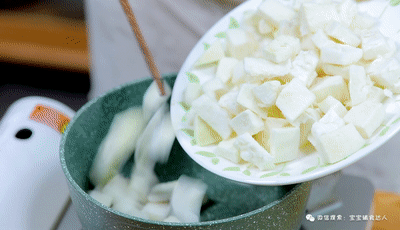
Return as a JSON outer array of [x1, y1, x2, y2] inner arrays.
[[60, 74, 311, 229]]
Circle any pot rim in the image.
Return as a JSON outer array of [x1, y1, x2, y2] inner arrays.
[[60, 74, 309, 227]]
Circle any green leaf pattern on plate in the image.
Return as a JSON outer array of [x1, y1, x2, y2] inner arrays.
[[190, 139, 197, 146], [186, 72, 200, 84], [181, 114, 187, 122], [215, 32, 227, 38], [243, 170, 251, 176], [228, 17, 240, 29], [212, 158, 220, 165], [301, 157, 321, 174], [301, 166, 318, 175], [203, 42, 210, 51], [179, 101, 191, 112], [180, 129, 194, 138], [196, 151, 216, 158], [260, 171, 280, 178], [223, 167, 241, 171], [280, 173, 290, 176], [390, 0, 400, 6], [361, 143, 370, 149], [392, 117, 400, 125], [380, 126, 390, 136]]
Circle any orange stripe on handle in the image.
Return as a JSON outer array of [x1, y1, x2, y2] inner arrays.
[[30, 105, 71, 134]]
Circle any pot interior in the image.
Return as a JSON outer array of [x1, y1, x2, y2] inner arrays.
[[61, 74, 298, 222]]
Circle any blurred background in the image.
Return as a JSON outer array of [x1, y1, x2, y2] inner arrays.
[[1, 0, 399, 229], [0, 0, 88, 116]]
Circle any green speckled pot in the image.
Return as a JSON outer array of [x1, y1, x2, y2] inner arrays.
[[60, 74, 311, 230]]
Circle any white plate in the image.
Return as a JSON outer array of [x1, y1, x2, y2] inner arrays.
[[171, 0, 400, 185]]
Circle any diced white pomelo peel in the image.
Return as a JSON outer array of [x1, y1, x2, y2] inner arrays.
[[128, 165, 159, 204], [226, 29, 258, 60], [384, 39, 398, 59], [89, 107, 145, 187], [338, 0, 358, 28], [191, 94, 232, 139], [319, 124, 365, 164], [195, 40, 225, 67], [367, 57, 400, 91], [318, 96, 347, 118], [310, 75, 350, 103], [263, 35, 301, 64], [148, 180, 178, 203], [258, 19, 274, 35], [297, 108, 321, 147], [110, 181, 144, 217], [194, 116, 223, 146], [184, 93, 218, 126], [231, 60, 246, 85], [183, 94, 213, 126], [383, 89, 393, 98], [343, 101, 385, 138], [163, 216, 181, 223], [361, 29, 391, 61], [215, 138, 241, 164], [142, 203, 171, 221], [135, 104, 168, 163], [178, 0, 400, 173], [216, 57, 240, 83], [89, 189, 113, 207], [320, 43, 363, 65], [143, 80, 171, 123], [350, 13, 377, 32], [311, 109, 345, 138], [234, 133, 275, 170], [243, 9, 262, 28], [349, 65, 371, 106], [308, 109, 345, 154], [274, 19, 300, 38], [147, 112, 175, 164], [276, 78, 316, 122], [258, 0, 296, 28], [252, 80, 282, 107], [237, 83, 268, 118], [325, 21, 361, 47], [254, 118, 290, 151], [269, 126, 300, 163], [243, 57, 292, 80], [190, 66, 217, 84], [170, 175, 207, 223], [102, 174, 131, 207], [201, 77, 227, 100], [311, 29, 335, 50], [183, 83, 202, 105], [299, 3, 340, 36], [321, 64, 350, 80], [112, 192, 144, 217], [367, 86, 385, 103], [218, 90, 245, 116], [292, 0, 313, 11], [300, 34, 318, 51], [229, 109, 264, 136], [289, 50, 319, 87]]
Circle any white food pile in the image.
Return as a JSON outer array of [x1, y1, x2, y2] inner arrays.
[[182, 0, 400, 170], [88, 81, 208, 223]]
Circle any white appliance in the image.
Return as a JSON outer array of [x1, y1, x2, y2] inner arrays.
[[0, 97, 75, 230]]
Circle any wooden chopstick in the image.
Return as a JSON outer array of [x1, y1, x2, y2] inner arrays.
[[119, 0, 165, 95]]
